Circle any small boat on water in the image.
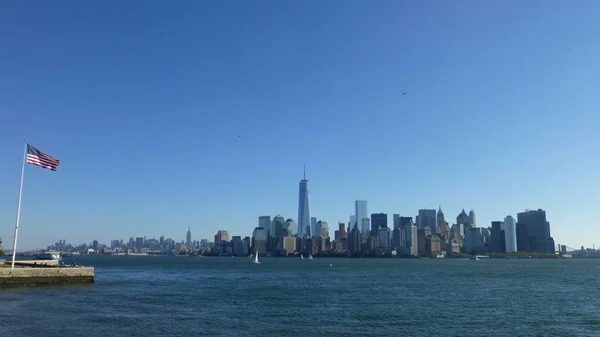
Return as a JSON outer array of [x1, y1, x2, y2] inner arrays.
[[36, 251, 61, 261], [308, 254, 313, 260], [253, 252, 260, 264], [470, 255, 480, 260], [299, 254, 304, 260]]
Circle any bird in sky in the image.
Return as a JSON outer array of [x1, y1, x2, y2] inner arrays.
[[402, 92, 408, 95]]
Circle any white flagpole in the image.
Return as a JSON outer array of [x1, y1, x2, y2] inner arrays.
[[11, 139, 28, 269]]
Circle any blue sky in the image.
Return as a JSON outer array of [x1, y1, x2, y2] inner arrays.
[[1, 1, 599, 250]]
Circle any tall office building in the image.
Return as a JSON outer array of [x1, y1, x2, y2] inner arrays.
[[370, 213, 388, 236], [456, 209, 471, 228], [252, 227, 268, 255], [418, 209, 437, 232], [317, 220, 329, 238], [437, 206, 445, 225], [489, 221, 505, 253], [504, 215, 517, 253], [338, 222, 347, 239], [393, 214, 401, 230], [272, 215, 287, 237], [297, 165, 311, 238], [516, 209, 555, 253], [311, 217, 318, 238], [286, 218, 297, 237], [349, 215, 357, 234], [186, 227, 192, 246], [259, 216, 271, 232], [378, 227, 391, 248], [469, 209, 477, 228], [355, 200, 368, 241]]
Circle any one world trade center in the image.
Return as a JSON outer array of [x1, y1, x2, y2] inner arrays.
[[297, 164, 311, 237]]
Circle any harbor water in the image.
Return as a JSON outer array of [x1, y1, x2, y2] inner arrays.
[[1, 256, 599, 336]]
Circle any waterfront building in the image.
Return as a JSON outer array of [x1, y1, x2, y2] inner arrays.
[[516, 209, 555, 254], [489, 221, 505, 253], [252, 227, 267, 255], [282, 236, 296, 255], [504, 215, 517, 253], [426, 235, 441, 255]]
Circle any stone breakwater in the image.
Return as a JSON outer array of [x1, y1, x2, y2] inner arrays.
[[0, 267, 94, 287]]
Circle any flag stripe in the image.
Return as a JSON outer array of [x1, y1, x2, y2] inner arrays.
[[26, 144, 60, 171]]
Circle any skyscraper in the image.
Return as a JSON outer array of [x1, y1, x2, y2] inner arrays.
[[297, 165, 311, 238], [355, 200, 368, 241], [186, 227, 192, 246], [489, 221, 505, 253], [516, 209, 554, 253], [259, 216, 271, 237], [311, 217, 318, 238], [504, 215, 517, 253], [370, 213, 388, 237], [418, 209, 437, 232], [469, 209, 477, 228]]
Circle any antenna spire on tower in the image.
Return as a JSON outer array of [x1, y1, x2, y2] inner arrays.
[[303, 162, 306, 180]]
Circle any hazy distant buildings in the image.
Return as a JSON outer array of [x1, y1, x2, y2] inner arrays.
[[297, 167, 311, 238], [504, 215, 517, 253], [311, 217, 318, 238], [186, 227, 192, 246]]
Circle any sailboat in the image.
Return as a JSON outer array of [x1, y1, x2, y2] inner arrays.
[[308, 254, 313, 260], [299, 254, 304, 260], [253, 252, 260, 264]]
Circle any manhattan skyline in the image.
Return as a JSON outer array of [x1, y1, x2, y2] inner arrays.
[[1, 1, 599, 250]]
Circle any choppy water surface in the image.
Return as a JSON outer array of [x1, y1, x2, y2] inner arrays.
[[1, 256, 599, 336]]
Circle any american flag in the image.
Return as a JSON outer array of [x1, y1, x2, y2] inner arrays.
[[27, 144, 60, 171]]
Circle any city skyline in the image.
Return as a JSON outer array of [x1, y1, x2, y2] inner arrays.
[[1, 1, 599, 250]]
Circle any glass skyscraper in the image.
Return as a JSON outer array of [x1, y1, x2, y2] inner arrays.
[[297, 166, 311, 238]]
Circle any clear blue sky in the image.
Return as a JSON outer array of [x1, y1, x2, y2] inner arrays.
[[1, 1, 599, 250]]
